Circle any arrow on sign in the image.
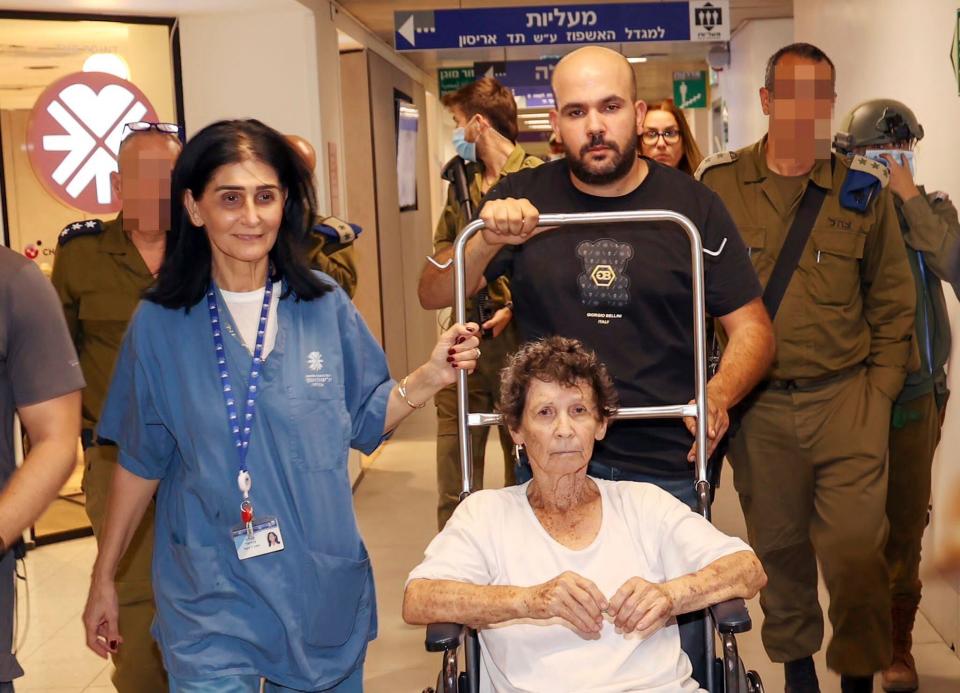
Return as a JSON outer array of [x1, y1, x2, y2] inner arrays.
[[398, 14, 416, 47]]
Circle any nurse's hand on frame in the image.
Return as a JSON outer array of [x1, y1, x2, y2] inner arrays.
[[428, 322, 481, 386], [83, 575, 122, 659], [478, 198, 546, 246]]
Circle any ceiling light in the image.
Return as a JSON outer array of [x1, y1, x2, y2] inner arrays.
[[520, 112, 550, 119], [627, 57, 648, 64], [524, 119, 552, 126], [528, 124, 553, 130], [82, 53, 130, 80]]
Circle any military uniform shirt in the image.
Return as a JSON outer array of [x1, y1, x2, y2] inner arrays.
[[698, 137, 916, 400], [51, 214, 153, 430]]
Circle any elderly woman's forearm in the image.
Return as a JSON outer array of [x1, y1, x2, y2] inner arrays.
[[663, 551, 766, 616], [403, 579, 529, 627]]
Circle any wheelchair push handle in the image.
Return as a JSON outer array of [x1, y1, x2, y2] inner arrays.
[[451, 211, 710, 513]]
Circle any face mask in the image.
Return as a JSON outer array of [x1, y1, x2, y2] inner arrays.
[[452, 127, 477, 162], [864, 148, 915, 177]]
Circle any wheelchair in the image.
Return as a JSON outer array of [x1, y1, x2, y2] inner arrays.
[[422, 211, 764, 693]]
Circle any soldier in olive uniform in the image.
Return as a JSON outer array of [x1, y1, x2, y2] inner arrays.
[[697, 45, 916, 693], [53, 125, 180, 692], [418, 77, 541, 529], [53, 126, 360, 692], [287, 134, 359, 298], [835, 100, 960, 693]]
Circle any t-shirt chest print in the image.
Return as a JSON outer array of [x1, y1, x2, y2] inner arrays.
[[576, 238, 635, 321]]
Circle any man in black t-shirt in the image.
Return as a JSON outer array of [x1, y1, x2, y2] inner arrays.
[[420, 46, 774, 500]]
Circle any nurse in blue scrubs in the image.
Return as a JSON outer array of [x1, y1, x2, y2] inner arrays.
[[81, 119, 481, 692]]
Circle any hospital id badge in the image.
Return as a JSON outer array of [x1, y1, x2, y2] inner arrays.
[[231, 516, 285, 560]]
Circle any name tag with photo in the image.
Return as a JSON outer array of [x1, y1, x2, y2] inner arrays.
[[231, 516, 285, 560]]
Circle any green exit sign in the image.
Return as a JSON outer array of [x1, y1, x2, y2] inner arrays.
[[673, 70, 707, 110], [438, 67, 475, 96]]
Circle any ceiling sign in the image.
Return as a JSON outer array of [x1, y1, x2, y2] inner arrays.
[[474, 60, 560, 108], [438, 66, 476, 96], [26, 71, 159, 215], [395, 1, 729, 52]]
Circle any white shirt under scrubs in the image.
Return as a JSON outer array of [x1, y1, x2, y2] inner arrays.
[[407, 479, 753, 693]]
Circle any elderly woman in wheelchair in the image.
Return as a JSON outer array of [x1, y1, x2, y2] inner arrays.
[[403, 336, 766, 692]]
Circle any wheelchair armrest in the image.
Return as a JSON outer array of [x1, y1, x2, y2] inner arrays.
[[425, 622, 464, 652], [709, 598, 752, 634]]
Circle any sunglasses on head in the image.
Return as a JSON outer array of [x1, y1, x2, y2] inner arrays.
[[123, 121, 184, 142]]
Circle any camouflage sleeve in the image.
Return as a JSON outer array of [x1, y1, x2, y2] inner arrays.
[[860, 190, 917, 400], [900, 192, 960, 284], [307, 236, 358, 298], [50, 243, 80, 346]]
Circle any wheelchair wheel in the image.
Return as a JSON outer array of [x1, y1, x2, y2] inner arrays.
[[746, 670, 763, 693]]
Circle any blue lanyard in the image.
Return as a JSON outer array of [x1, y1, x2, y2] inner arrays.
[[207, 277, 273, 475]]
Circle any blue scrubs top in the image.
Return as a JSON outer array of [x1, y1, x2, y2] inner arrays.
[[99, 275, 393, 689]]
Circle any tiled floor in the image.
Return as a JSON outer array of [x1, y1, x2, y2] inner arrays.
[[11, 409, 960, 691]]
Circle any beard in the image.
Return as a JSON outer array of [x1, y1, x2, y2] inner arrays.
[[565, 130, 639, 186]]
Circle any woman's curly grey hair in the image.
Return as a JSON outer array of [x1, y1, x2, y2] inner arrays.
[[497, 336, 619, 431]]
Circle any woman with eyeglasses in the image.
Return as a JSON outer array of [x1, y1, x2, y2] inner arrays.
[[640, 100, 703, 176]]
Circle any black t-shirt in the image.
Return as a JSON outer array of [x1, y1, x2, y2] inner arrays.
[[482, 158, 761, 478]]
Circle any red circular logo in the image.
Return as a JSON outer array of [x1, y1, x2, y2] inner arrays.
[[26, 71, 159, 215], [24, 244, 39, 260]]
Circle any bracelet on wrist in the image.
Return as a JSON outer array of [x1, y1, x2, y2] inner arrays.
[[398, 376, 426, 410]]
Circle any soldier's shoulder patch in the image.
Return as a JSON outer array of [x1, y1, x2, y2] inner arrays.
[[313, 216, 362, 244], [839, 156, 888, 213], [928, 190, 950, 204], [693, 150, 738, 181], [57, 219, 104, 246], [848, 155, 890, 188]]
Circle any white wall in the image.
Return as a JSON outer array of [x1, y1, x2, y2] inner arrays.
[[714, 18, 793, 150], [178, 6, 330, 208], [795, 0, 960, 651]]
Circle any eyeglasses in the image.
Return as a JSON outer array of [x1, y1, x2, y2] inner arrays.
[[122, 121, 183, 140], [642, 128, 681, 145]]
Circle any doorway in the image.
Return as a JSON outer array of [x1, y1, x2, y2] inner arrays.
[[0, 10, 183, 544]]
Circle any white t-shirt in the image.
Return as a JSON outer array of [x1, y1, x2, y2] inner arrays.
[[407, 479, 752, 693], [221, 282, 281, 359]]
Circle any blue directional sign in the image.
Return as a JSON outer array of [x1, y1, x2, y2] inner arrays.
[[395, 1, 729, 52], [473, 60, 559, 88]]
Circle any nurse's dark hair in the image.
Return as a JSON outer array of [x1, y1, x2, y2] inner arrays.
[[148, 119, 333, 310]]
